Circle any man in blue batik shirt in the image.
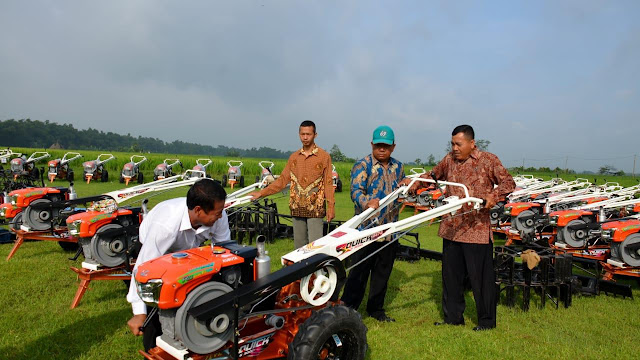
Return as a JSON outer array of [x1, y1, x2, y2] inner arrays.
[[341, 125, 405, 322]]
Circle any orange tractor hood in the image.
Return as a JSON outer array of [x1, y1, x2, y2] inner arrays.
[[602, 219, 640, 243], [549, 209, 594, 227], [135, 246, 245, 309], [66, 208, 134, 238], [506, 202, 541, 216], [9, 187, 65, 208]]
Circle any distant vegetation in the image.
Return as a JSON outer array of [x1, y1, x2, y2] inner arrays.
[[0, 119, 292, 159]]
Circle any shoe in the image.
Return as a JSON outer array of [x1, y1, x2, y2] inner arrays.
[[371, 312, 395, 322], [472, 325, 495, 331]]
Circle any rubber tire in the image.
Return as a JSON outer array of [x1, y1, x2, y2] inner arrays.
[[102, 170, 109, 182], [239, 175, 245, 188], [119, 175, 125, 184], [59, 241, 79, 252], [288, 305, 367, 360], [31, 167, 40, 180], [10, 212, 23, 231], [138, 172, 144, 184], [221, 174, 227, 187], [336, 179, 343, 193], [620, 233, 640, 267], [67, 170, 74, 182], [255, 175, 260, 184]]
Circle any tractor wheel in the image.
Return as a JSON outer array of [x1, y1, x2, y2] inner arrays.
[[174, 281, 234, 354], [336, 179, 343, 193], [153, 175, 158, 181], [560, 219, 588, 248], [222, 174, 227, 187], [288, 305, 367, 360], [102, 170, 109, 182], [620, 233, 640, 267], [10, 212, 23, 231], [138, 172, 144, 184], [31, 167, 40, 180], [67, 170, 74, 182], [119, 175, 124, 183], [90, 223, 128, 267], [58, 241, 79, 252], [23, 198, 58, 231], [240, 175, 245, 188], [255, 175, 260, 184]]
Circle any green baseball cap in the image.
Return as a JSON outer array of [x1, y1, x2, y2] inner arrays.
[[372, 125, 395, 145]]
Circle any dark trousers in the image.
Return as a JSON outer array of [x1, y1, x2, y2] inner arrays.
[[341, 240, 398, 316], [441, 238, 496, 328], [142, 310, 162, 352]]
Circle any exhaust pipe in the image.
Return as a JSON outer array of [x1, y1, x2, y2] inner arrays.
[[254, 235, 271, 280], [68, 183, 77, 200]]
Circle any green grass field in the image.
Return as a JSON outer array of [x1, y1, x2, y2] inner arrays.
[[1, 149, 639, 359]]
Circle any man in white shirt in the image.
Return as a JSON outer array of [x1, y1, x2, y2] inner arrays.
[[126, 178, 230, 350]]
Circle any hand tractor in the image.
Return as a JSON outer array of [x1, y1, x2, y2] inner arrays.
[[121, 155, 148, 185], [222, 160, 244, 189], [0, 149, 22, 170], [0, 184, 78, 237], [67, 172, 263, 270], [9, 151, 50, 180], [331, 164, 343, 193], [83, 154, 115, 183], [48, 152, 82, 183], [186, 159, 212, 179], [255, 161, 277, 186], [135, 178, 483, 360], [154, 159, 182, 181]]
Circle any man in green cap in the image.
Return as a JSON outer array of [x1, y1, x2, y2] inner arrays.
[[340, 125, 405, 322]]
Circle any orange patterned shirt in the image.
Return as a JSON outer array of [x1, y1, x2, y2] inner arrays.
[[430, 149, 515, 244], [258, 145, 335, 218]]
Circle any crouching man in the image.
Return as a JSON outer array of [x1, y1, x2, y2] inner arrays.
[[126, 179, 231, 351]]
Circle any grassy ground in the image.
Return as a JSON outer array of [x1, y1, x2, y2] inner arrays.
[[1, 155, 639, 359]]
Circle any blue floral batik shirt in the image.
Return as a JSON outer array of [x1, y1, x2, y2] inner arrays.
[[351, 154, 405, 226]]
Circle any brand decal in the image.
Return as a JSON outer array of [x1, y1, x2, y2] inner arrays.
[[178, 263, 215, 285], [331, 231, 346, 238], [622, 224, 640, 232], [118, 188, 150, 199], [90, 213, 113, 223], [563, 212, 581, 218], [336, 230, 387, 254], [239, 334, 274, 357], [24, 190, 45, 198]]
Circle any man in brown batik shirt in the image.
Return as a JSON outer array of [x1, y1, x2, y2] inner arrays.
[[250, 120, 335, 249], [412, 124, 515, 331]]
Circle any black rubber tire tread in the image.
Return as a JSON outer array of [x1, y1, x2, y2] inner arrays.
[[336, 179, 343, 193], [287, 305, 367, 360], [138, 172, 144, 184], [67, 170, 74, 182], [58, 241, 79, 252], [102, 170, 109, 182]]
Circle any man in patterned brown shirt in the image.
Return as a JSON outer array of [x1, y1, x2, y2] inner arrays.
[[413, 124, 514, 331], [250, 120, 335, 249]]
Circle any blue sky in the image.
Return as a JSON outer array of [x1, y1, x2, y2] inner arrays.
[[1, 1, 638, 172]]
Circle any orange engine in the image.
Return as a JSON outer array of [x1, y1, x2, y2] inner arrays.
[[66, 208, 135, 238], [505, 202, 542, 216], [549, 209, 594, 227], [602, 219, 640, 243]]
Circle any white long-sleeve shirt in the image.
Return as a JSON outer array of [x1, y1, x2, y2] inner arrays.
[[126, 197, 231, 315]]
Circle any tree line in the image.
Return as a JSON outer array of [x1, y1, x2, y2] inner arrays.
[[0, 119, 292, 159]]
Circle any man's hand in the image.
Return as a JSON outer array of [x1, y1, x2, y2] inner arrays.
[[248, 191, 261, 201], [128, 314, 147, 336], [326, 207, 335, 222], [484, 194, 497, 209], [366, 199, 380, 209]]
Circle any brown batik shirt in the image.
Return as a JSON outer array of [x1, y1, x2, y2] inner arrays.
[[258, 145, 335, 218], [429, 149, 515, 244]]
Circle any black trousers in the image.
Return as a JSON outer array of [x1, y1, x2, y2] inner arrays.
[[340, 240, 398, 316], [441, 238, 496, 328], [142, 310, 162, 352]]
